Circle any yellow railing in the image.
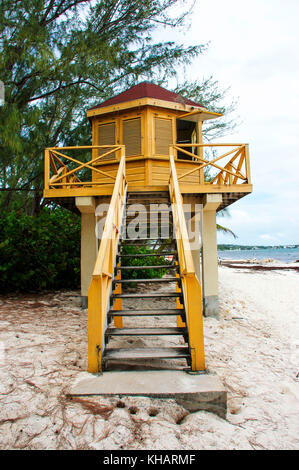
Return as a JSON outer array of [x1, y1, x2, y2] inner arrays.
[[88, 150, 127, 373], [169, 150, 205, 371], [172, 143, 251, 186], [44, 145, 123, 190]]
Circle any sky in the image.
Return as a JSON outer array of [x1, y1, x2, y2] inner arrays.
[[161, 0, 299, 245]]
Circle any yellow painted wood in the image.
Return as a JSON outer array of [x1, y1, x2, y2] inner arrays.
[[196, 122, 204, 184], [88, 150, 127, 373], [244, 144, 251, 184], [44, 104, 252, 207], [143, 107, 151, 157], [113, 263, 123, 328], [184, 275, 205, 370], [122, 117, 142, 157], [154, 116, 174, 156], [43, 182, 253, 200], [44, 149, 50, 190], [179, 109, 223, 121], [173, 145, 248, 183], [175, 263, 185, 328], [177, 146, 246, 183], [86, 97, 206, 118], [88, 277, 102, 373], [98, 122, 117, 160], [50, 147, 120, 183], [169, 151, 205, 371], [179, 183, 252, 194]]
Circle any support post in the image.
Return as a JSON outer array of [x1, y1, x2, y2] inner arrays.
[[75, 196, 97, 309], [202, 194, 222, 318], [196, 121, 204, 184], [182, 195, 203, 293]]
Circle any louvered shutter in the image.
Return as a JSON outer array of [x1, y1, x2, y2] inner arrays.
[[123, 118, 141, 157], [155, 118, 173, 155], [98, 122, 116, 160]]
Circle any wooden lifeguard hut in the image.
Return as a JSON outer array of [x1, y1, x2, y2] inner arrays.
[[43, 82, 252, 373]]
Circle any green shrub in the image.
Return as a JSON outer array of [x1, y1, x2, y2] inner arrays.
[[0, 208, 80, 292], [120, 244, 171, 280]]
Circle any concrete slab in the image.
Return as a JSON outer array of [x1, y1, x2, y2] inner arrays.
[[67, 370, 227, 418]]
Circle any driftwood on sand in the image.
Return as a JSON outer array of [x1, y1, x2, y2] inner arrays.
[[221, 262, 299, 272]]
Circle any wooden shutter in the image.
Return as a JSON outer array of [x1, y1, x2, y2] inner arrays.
[[98, 122, 116, 160], [123, 118, 141, 157], [155, 118, 173, 155]]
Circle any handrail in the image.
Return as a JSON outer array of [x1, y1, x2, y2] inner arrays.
[[172, 143, 251, 185], [88, 149, 127, 373], [169, 150, 205, 371], [44, 145, 123, 190]]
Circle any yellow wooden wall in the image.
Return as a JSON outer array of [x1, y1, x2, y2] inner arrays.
[[90, 105, 203, 189], [91, 106, 179, 159], [92, 158, 200, 189]]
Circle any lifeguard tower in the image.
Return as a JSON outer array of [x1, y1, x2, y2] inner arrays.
[[43, 82, 252, 374]]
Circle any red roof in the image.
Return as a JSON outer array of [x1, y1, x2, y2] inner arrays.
[[89, 82, 204, 110]]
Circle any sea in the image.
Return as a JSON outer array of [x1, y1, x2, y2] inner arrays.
[[218, 247, 299, 263]]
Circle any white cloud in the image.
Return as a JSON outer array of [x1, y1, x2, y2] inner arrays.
[[260, 234, 277, 242], [189, 0, 299, 244], [155, 1, 299, 244]]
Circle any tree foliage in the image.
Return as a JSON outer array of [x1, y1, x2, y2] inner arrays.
[[175, 78, 237, 141], [0, 0, 237, 216], [0, 0, 205, 214], [0, 208, 80, 291], [120, 243, 172, 281], [0, 1, 238, 294]]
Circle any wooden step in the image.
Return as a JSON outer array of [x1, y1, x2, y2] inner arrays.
[[126, 203, 170, 209], [103, 347, 190, 361], [111, 292, 181, 299], [124, 224, 173, 230], [126, 204, 170, 210], [125, 211, 172, 215], [120, 242, 175, 247], [127, 199, 170, 204], [118, 253, 176, 257], [126, 209, 172, 212], [126, 211, 171, 216], [116, 264, 178, 270], [113, 277, 179, 283], [105, 327, 186, 336], [108, 309, 185, 317], [127, 192, 169, 197], [127, 196, 169, 202], [124, 221, 173, 226], [127, 195, 169, 200], [121, 238, 174, 241], [123, 230, 173, 235]]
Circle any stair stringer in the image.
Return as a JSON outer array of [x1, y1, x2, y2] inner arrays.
[[88, 153, 127, 373], [169, 153, 206, 371]]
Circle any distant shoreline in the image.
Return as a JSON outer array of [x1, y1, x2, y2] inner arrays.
[[217, 246, 299, 263], [218, 244, 299, 250], [219, 259, 299, 271]]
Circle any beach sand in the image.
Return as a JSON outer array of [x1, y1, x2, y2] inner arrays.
[[0, 262, 298, 449]]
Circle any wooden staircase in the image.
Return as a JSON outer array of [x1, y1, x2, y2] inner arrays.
[[103, 191, 191, 370], [87, 152, 205, 374]]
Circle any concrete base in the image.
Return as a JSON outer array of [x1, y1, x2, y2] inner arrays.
[[203, 295, 219, 319], [67, 370, 227, 418], [81, 296, 88, 309]]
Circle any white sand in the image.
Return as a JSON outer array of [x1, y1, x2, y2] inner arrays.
[[0, 266, 298, 450]]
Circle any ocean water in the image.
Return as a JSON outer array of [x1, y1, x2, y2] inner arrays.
[[218, 247, 299, 263]]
